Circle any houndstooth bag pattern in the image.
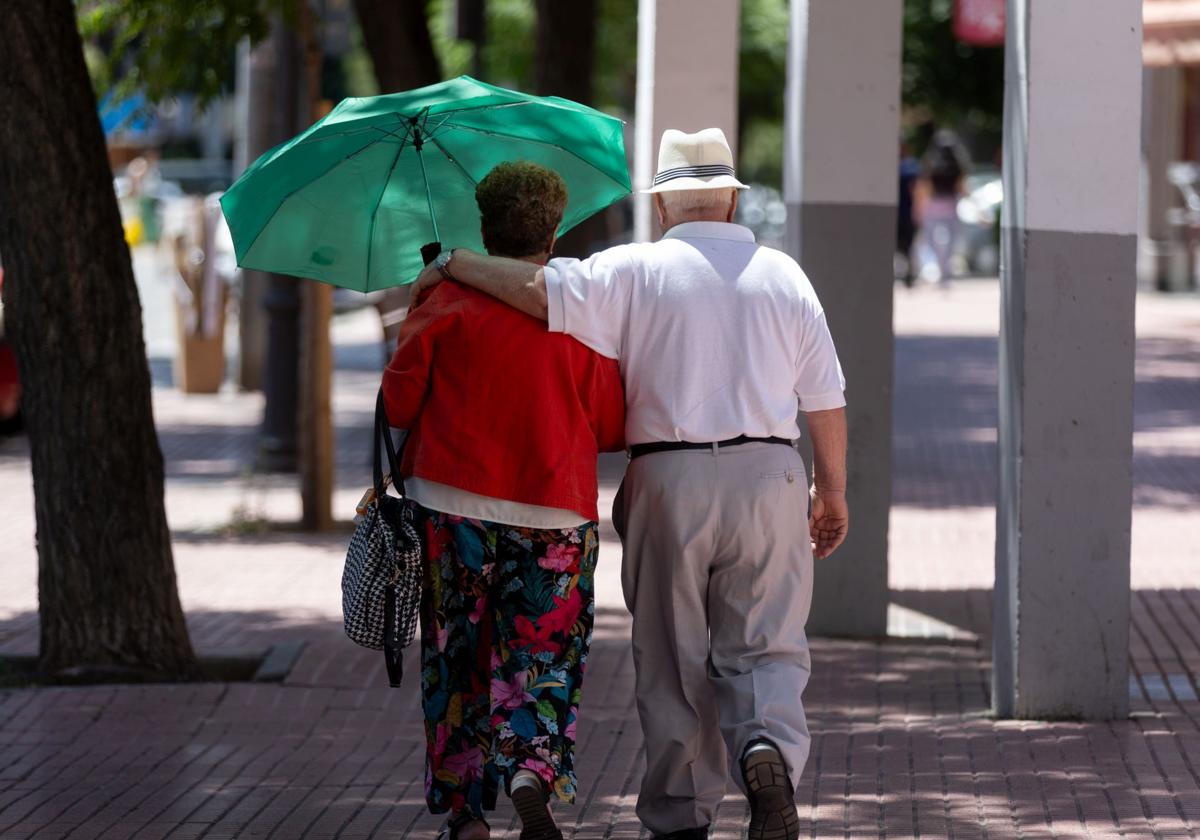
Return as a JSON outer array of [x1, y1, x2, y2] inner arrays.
[[342, 389, 423, 686], [342, 494, 422, 650]]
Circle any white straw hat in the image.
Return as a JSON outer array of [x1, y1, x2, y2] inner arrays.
[[643, 127, 749, 194]]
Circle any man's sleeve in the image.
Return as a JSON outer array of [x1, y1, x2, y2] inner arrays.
[[795, 303, 847, 412], [542, 246, 634, 360]]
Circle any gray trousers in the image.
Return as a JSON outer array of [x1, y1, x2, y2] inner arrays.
[[614, 442, 814, 835]]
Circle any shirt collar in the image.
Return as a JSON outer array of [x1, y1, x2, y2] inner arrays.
[[662, 221, 757, 243]]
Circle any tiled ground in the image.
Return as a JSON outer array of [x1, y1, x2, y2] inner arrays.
[[0, 277, 1198, 839]]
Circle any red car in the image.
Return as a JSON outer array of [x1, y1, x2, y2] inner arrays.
[[0, 268, 22, 435]]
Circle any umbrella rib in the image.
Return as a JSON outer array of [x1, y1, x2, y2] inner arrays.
[[434, 122, 630, 192], [233, 130, 393, 264], [422, 113, 459, 142], [287, 102, 530, 148], [427, 136, 478, 188], [365, 134, 411, 290], [277, 123, 406, 151]]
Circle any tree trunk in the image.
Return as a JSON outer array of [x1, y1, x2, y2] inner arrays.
[[297, 1, 335, 532], [352, 0, 440, 348], [352, 0, 441, 93], [534, 0, 597, 105], [0, 1, 198, 680], [534, 0, 610, 258]]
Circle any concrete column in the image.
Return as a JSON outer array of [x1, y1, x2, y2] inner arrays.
[[784, 0, 902, 637], [994, 0, 1141, 720], [632, 0, 739, 243]]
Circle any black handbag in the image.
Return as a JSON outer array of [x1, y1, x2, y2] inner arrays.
[[341, 389, 423, 687]]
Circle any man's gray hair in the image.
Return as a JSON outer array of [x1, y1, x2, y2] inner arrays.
[[657, 187, 737, 216]]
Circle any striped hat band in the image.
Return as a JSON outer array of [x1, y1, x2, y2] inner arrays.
[[651, 163, 737, 186]]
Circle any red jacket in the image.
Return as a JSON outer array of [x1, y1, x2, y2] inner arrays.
[[382, 280, 625, 522]]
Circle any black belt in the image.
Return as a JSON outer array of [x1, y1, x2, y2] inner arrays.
[[628, 435, 794, 460]]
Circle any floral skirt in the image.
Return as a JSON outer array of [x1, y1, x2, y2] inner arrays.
[[416, 505, 598, 818]]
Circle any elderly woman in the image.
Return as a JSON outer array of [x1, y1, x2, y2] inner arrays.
[[383, 161, 625, 840]]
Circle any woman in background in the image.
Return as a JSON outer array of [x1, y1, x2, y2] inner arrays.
[[914, 129, 970, 284]]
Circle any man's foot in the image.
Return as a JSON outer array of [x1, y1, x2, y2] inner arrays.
[[510, 770, 563, 840], [650, 828, 709, 840], [741, 740, 800, 840]]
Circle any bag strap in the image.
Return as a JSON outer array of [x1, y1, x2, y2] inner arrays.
[[373, 388, 407, 497]]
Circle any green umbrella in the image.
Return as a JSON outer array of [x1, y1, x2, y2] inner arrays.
[[219, 75, 631, 291]]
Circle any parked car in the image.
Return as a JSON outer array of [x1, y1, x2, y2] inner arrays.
[[0, 267, 22, 436], [957, 168, 1003, 276]]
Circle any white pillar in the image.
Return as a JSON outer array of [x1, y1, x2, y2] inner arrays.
[[994, 0, 1142, 719], [784, 0, 903, 637], [633, 0, 740, 243]]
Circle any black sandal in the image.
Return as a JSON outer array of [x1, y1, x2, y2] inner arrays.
[[439, 811, 490, 840], [510, 772, 563, 840]]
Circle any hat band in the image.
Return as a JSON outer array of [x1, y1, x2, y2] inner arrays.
[[652, 163, 736, 186]]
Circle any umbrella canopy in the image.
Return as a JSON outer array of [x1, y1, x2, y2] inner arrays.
[[220, 76, 631, 291]]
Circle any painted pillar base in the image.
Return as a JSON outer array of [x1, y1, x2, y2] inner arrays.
[[783, 0, 902, 638], [993, 0, 1139, 720], [789, 203, 894, 638], [993, 227, 1136, 720]]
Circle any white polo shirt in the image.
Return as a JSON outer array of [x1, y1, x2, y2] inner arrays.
[[544, 221, 846, 446]]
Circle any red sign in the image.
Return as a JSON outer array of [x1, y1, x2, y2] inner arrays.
[[954, 0, 1006, 46]]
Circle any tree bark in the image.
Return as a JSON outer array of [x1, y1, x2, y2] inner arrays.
[[0, 1, 198, 679], [297, 1, 335, 532], [534, 0, 609, 258], [352, 0, 439, 348], [534, 0, 597, 105], [352, 0, 441, 93]]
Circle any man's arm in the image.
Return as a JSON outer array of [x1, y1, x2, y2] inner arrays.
[[415, 249, 548, 321], [805, 406, 848, 559]]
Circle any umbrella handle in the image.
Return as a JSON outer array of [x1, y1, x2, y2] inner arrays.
[[413, 129, 441, 244], [421, 241, 442, 266]]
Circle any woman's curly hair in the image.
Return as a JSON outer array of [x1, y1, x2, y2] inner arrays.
[[475, 161, 568, 258]]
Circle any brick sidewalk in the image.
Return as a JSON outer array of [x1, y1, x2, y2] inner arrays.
[[1, 282, 1199, 839]]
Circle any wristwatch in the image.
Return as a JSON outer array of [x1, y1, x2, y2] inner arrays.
[[433, 248, 456, 281]]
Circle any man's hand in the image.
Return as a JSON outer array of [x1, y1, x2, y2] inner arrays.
[[410, 248, 548, 321], [809, 488, 848, 559], [413, 262, 443, 299]]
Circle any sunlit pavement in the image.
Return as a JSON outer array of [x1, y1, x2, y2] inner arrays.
[[1, 272, 1198, 838]]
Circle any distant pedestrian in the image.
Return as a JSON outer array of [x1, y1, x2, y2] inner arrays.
[[414, 128, 850, 840], [914, 130, 969, 284], [897, 142, 921, 287], [383, 161, 626, 840]]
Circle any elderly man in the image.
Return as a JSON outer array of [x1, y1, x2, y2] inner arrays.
[[416, 129, 848, 840]]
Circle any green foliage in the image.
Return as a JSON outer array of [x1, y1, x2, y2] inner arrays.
[[481, 0, 536, 87], [739, 119, 784, 191], [595, 0, 637, 112], [428, 0, 536, 87], [428, 0, 636, 114], [731, 0, 1007, 185], [737, 0, 789, 190], [77, 0, 283, 106], [429, 0, 476, 78], [739, 0, 789, 126], [340, 23, 379, 98], [902, 0, 1004, 153]]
